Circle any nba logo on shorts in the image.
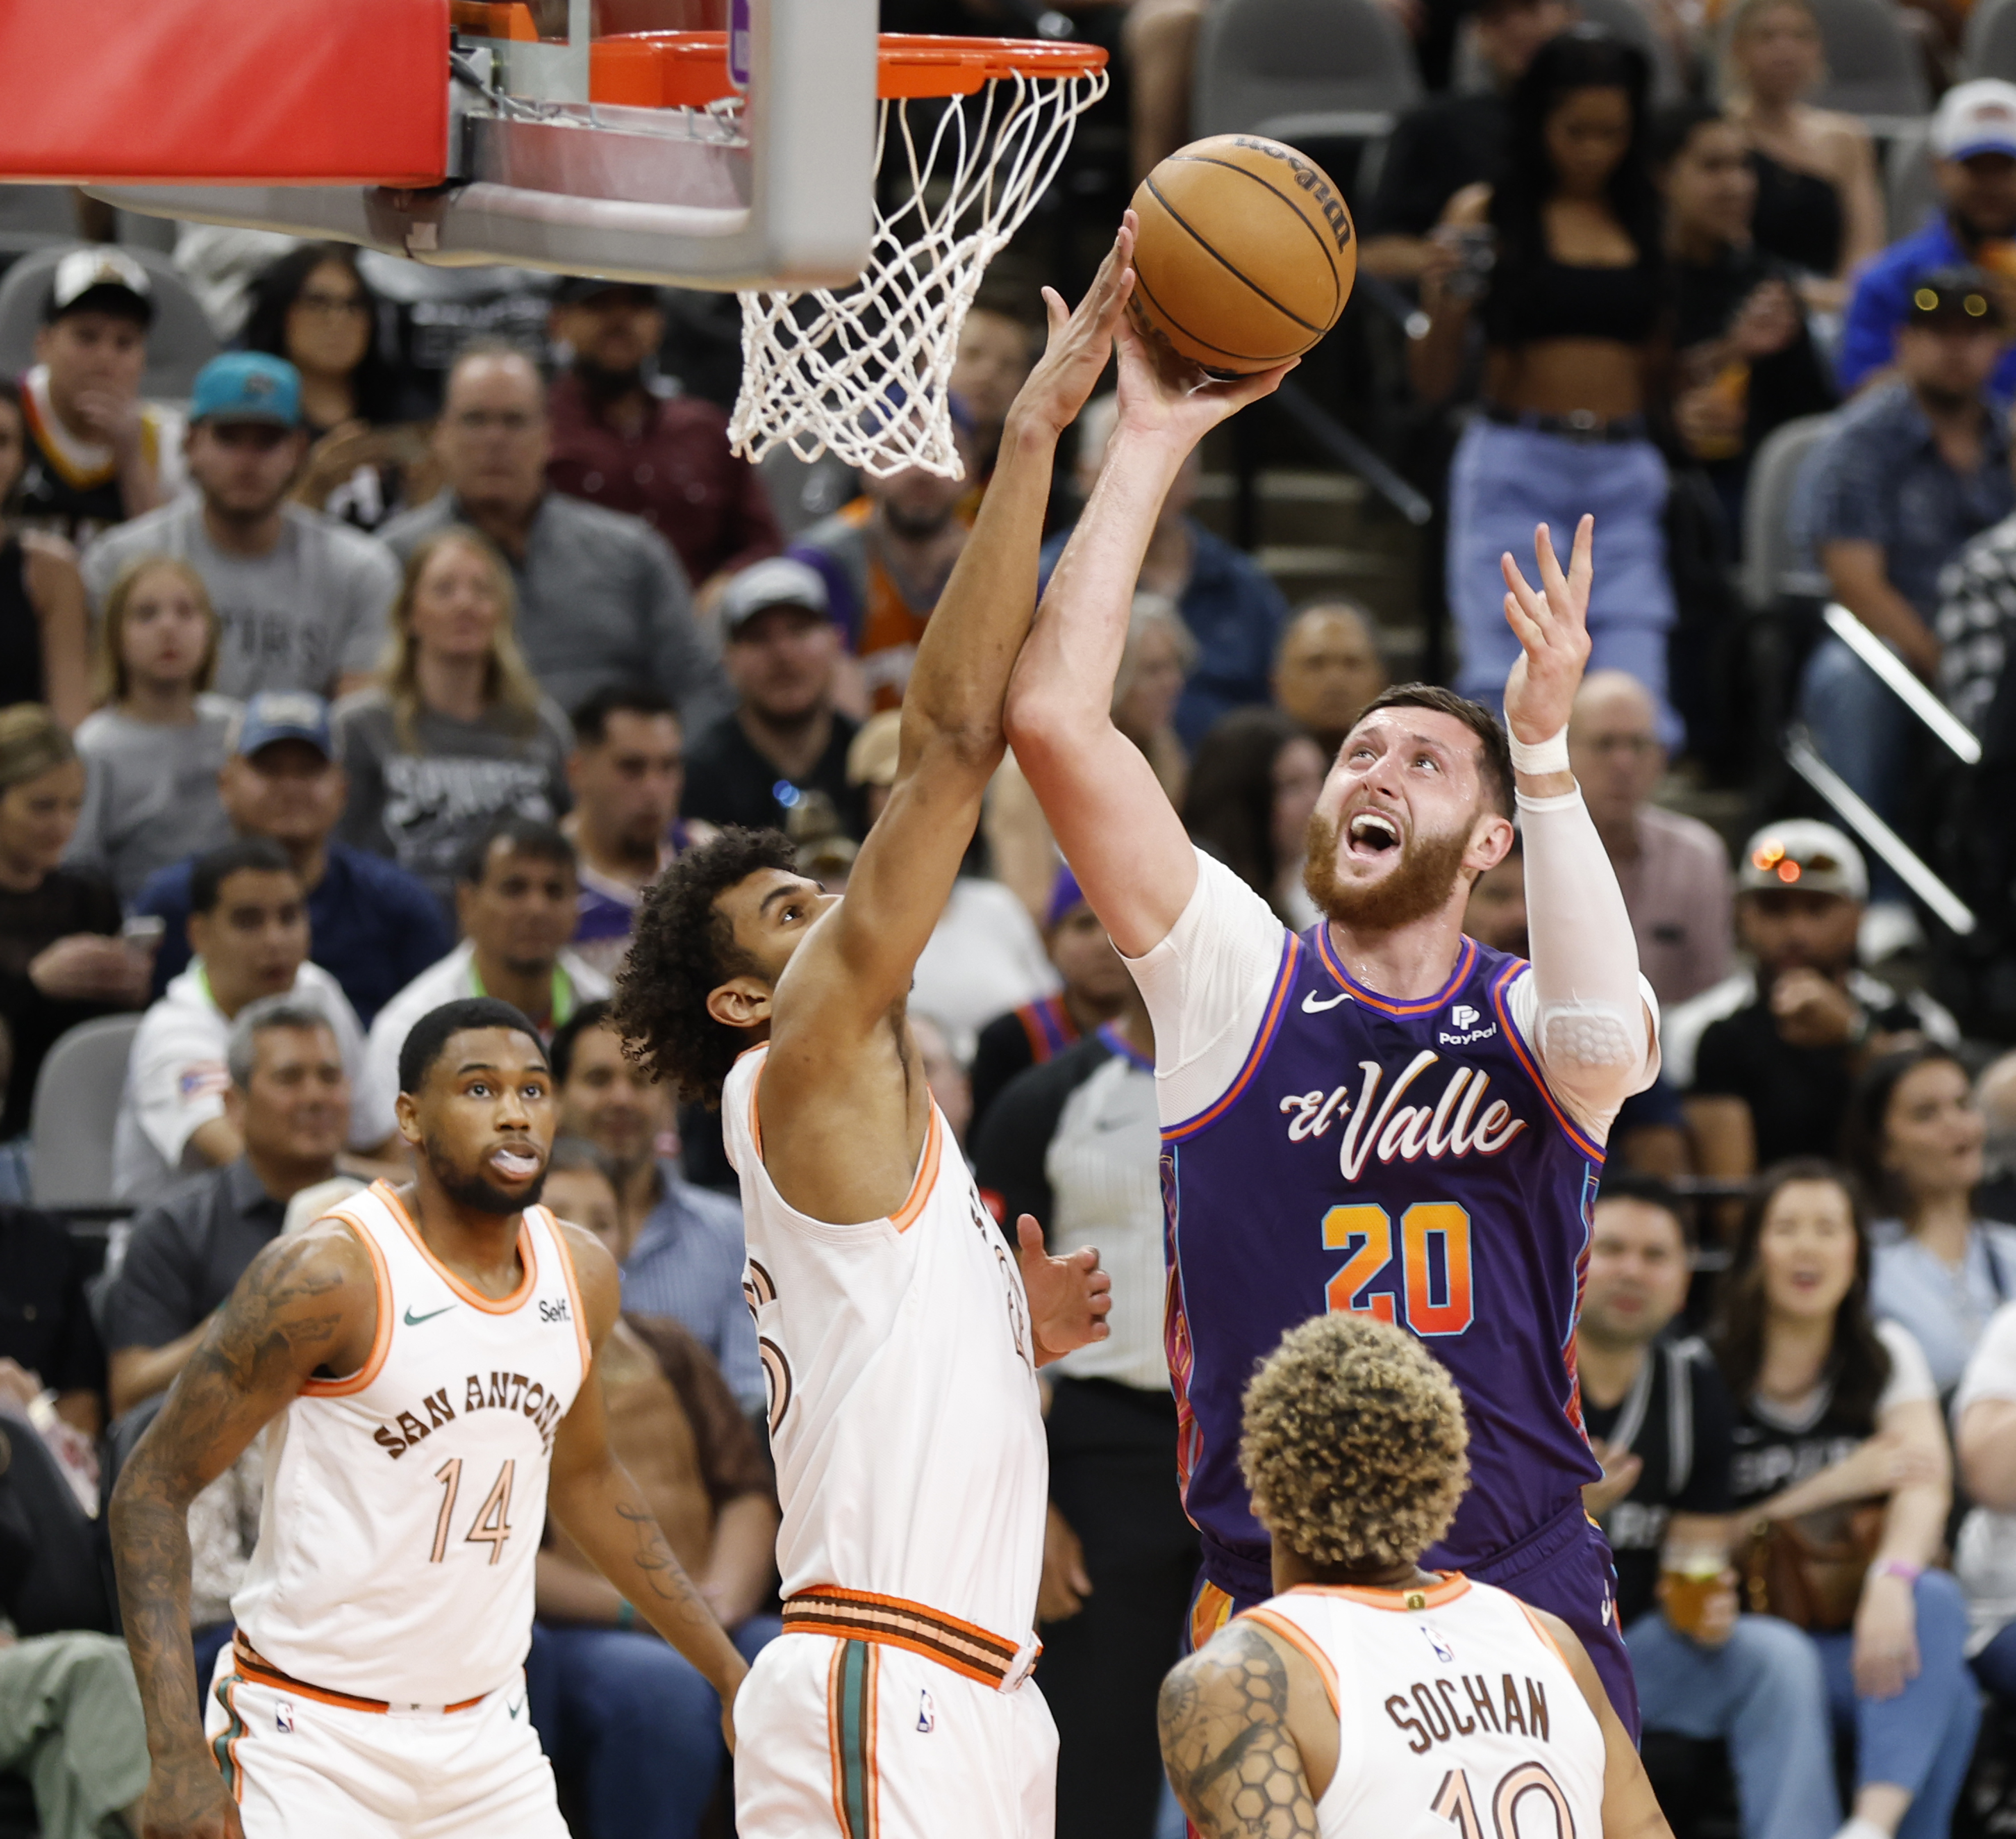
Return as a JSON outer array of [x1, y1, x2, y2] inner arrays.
[[275, 1702, 294, 1734], [916, 1690, 935, 1734], [1421, 1626, 1456, 1664]]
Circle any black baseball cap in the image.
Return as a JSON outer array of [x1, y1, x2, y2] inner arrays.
[[1906, 265, 2008, 329]]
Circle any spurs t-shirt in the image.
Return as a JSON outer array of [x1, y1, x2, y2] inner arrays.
[[1580, 1336, 1736, 1626]]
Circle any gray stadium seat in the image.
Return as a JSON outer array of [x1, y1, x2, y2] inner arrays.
[[1713, 0, 1928, 126], [1885, 120, 1940, 238], [1965, 0, 2016, 79], [0, 186, 84, 262], [27, 1012, 142, 1211], [1455, 0, 1683, 101], [1192, 0, 1424, 146], [1740, 412, 1835, 612], [0, 242, 218, 402]]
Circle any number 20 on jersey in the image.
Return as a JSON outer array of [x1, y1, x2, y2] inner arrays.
[[1324, 1202, 1474, 1336]]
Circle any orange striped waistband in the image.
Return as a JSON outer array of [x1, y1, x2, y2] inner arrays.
[[231, 1636, 487, 1716], [782, 1586, 1041, 1692]]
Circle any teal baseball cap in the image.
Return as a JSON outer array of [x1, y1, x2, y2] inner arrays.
[[191, 352, 302, 428]]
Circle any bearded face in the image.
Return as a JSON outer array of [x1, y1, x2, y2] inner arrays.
[[1302, 804, 1478, 932]]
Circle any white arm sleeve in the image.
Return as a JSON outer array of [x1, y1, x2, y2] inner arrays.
[[1515, 784, 1660, 1134]]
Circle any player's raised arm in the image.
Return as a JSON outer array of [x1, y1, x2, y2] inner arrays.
[[1498, 518, 1657, 1123], [1157, 1618, 1329, 1837], [110, 1221, 379, 1839], [543, 1221, 748, 1744], [1003, 319, 1291, 959], [780, 226, 1139, 1036]]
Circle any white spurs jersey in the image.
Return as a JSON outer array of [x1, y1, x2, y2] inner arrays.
[[1242, 1576, 1606, 1839], [722, 1045, 1048, 1647], [231, 1180, 590, 1707]]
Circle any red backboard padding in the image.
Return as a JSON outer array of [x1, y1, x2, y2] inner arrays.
[[0, 0, 450, 185]]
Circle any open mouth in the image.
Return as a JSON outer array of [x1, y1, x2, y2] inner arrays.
[[1345, 810, 1402, 859], [488, 1144, 542, 1181]]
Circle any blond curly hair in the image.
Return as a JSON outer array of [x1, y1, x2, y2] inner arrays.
[[1240, 1313, 1471, 1569]]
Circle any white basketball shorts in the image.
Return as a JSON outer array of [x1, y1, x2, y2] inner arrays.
[[203, 1646, 565, 1839], [734, 1631, 1058, 1839]]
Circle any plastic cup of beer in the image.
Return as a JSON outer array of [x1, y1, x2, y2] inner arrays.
[[1662, 1549, 1727, 1641]]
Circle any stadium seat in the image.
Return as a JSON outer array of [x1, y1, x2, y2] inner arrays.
[[1885, 121, 1940, 239], [1712, 0, 1928, 126], [1453, 0, 1684, 101], [1191, 0, 1423, 145], [1739, 412, 1834, 613], [0, 241, 217, 401], [1966, 0, 2016, 80], [26, 1012, 142, 1212]]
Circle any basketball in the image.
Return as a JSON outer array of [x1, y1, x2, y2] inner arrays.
[[1127, 134, 1357, 376]]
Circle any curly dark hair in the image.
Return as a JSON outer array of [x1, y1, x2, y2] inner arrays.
[[611, 826, 799, 1108]]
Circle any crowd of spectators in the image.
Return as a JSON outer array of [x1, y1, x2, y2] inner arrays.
[[14, 0, 2016, 1826]]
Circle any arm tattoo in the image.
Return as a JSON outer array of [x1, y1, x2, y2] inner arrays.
[[110, 1232, 361, 1765], [612, 1494, 716, 1625], [1158, 1624, 1321, 1839]]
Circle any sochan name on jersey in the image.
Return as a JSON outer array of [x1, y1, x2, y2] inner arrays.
[[1278, 1049, 1527, 1176], [371, 1371, 567, 1460], [1385, 1671, 1553, 1754]]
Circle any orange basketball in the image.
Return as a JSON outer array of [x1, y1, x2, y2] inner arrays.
[[1127, 134, 1357, 376]]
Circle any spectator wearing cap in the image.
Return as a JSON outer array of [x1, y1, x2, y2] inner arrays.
[[967, 865, 1134, 1142], [1270, 602, 1389, 761], [1790, 264, 2013, 878], [1037, 393, 1288, 749], [545, 278, 782, 598], [1838, 80, 2016, 400], [363, 816, 610, 1106], [130, 691, 449, 1028], [1568, 669, 1734, 1008], [14, 246, 185, 544], [332, 525, 574, 910], [380, 345, 731, 728], [564, 685, 716, 981], [81, 352, 400, 702], [111, 837, 396, 1204], [680, 556, 869, 840], [0, 706, 148, 1151], [1674, 820, 1960, 1186], [787, 415, 977, 712]]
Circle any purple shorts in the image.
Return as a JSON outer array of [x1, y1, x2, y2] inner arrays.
[[1190, 1500, 1640, 1745]]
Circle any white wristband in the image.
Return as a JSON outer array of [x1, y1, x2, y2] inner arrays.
[[1507, 726, 1570, 777]]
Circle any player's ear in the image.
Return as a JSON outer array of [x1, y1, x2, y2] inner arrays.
[[1466, 809, 1516, 874], [395, 1089, 424, 1148], [706, 975, 774, 1032]]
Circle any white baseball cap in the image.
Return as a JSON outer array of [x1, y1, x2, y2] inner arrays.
[[44, 246, 153, 323], [1932, 79, 2016, 161], [1737, 819, 1869, 902]]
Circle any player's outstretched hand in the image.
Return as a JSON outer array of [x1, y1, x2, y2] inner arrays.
[[1015, 1214, 1112, 1367], [1500, 514, 1595, 750], [1112, 305, 1295, 454], [1010, 213, 1140, 442], [139, 1751, 245, 1839]]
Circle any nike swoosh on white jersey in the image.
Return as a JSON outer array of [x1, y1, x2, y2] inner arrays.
[[1302, 990, 1351, 1013]]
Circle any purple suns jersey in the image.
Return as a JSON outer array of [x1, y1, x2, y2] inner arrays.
[[1161, 918, 1607, 1606]]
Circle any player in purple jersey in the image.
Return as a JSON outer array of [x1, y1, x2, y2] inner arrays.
[[1003, 321, 1660, 1736]]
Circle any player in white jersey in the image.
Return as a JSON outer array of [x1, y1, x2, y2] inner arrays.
[[109, 995, 749, 1839], [1159, 1313, 1670, 1839], [609, 227, 1254, 1839]]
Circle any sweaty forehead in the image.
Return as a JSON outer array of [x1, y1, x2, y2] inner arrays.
[[1339, 707, 1481, 767]]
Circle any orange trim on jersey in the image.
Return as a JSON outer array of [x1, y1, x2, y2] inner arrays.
[[1189, 1579, 1236, 1654], [1315, 927, 1478, 1018], [1487, 958, 1608, 1163], [784, 1584, 1030, 1689], [1238, 1607, 1341, 1719], [1286, 1572, 1473, 1612], [542, 1204, 595, 1381], [746, 1043, 768, 1159], [827, 1642, 849, 1835], [888, 1107, 942, 1234], [1163, 935, 1302, 1143], [1516, 1601, 1571, 1671], [299, 1209, 394, 1398], [231, 1637, 484, 1714], [375, 1180, 539, 1315]]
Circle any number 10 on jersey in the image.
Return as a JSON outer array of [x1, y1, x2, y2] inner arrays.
[[1323, 1202, 1474, 1336]]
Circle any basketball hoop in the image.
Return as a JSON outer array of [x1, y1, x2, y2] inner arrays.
[[719, 35, 1110, 479]]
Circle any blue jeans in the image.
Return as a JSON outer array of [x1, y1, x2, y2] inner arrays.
[[1447, 416, 1678, 746], [1812, 1571, 1982, 1839], [525, 1617, 779, 1839], [1625, 1608, 1838, 1839]]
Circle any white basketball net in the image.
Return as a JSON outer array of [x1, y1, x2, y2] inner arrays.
[[728, 58, 1109, 479]]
